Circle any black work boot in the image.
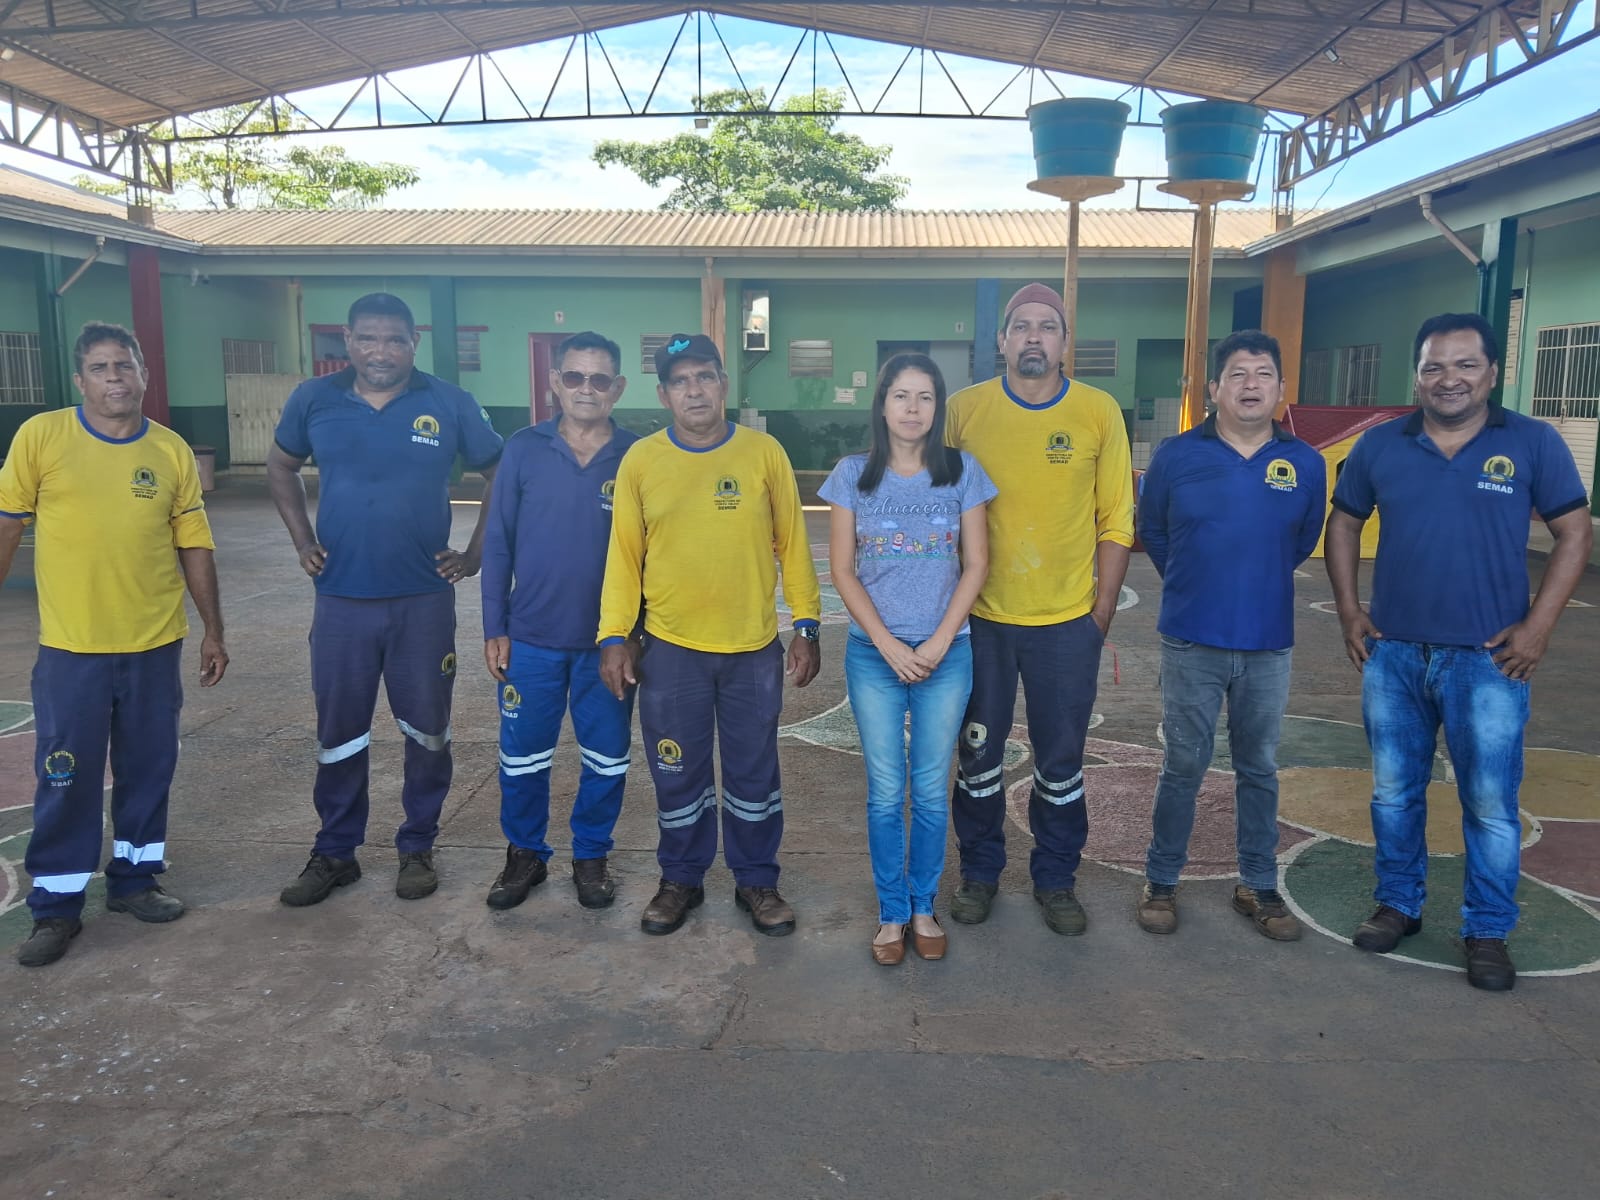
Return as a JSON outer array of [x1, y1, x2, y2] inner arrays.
[[16, 918, 83, 967], [572, 857, 616, 909], [486, 846, 548, 910], [280, 854, 362, 907]]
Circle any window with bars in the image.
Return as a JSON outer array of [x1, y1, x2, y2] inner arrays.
[[1531, 323, 1600, 420], [640, 334, 672, 373], [456, 328, 482, 372], [1339, 344, 1381, 405], [788, 339, 834, 378], [221, 338, 277, 375], [1301, 349, 1333, 405], [1072, 339, 1117, 377], [0, 331, 46, 406]]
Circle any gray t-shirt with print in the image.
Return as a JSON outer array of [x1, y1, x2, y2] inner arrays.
[[819, 450, 997, 642]]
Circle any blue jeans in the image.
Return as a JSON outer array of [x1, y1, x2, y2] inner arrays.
[[846, 632, 973, 924], [1145, 637, 1291, 892], [1362, 639, 1529, 939]]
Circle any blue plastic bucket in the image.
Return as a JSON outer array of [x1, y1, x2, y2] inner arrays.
[[1161, 101, 1267, 183], [1027, 98, 1130, 180]]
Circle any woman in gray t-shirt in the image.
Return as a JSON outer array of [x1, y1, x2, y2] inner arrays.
[[820, 353, 996, 966]]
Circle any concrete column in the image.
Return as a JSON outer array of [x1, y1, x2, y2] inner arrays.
[[126, 245, 170, 426], [32, 253, 69, 409], [1261, 241, 1306, 409], [1478, 217, 1518, 407], [973, 279, 1000, 384], [429, 277, 459, 385]]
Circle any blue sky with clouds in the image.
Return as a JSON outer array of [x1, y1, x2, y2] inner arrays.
[[3, 9, 1597, 215]]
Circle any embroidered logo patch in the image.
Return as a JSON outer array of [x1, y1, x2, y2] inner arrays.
[[44, 749, 76, 786], [714, 475, 741, 512], [501, 684, 521, 714], [600, 478, 616, 511], [656, 738, 683, 770], [1045, 431, 1074, 465], [412, 414, 442, 447], [440, 652, 457, 677], [130, 467, 159, 500], [1265, 458, 1298, 491], [1479, 454, 1516, 494]]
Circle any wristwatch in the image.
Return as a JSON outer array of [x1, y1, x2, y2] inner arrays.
[[793, 625, 820, 642]]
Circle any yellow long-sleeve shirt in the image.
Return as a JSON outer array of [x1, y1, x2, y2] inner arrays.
[[946, 375, 1134, 625], [0, 407, 215, 652], [598, 423, 821, 653]]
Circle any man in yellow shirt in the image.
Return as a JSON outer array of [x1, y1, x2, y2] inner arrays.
[[0, 323, 228, 967], [599, 334, 821, 938], [945, 284, 1134, 935]]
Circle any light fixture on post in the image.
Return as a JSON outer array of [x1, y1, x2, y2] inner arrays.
[[693, 116, 711, 130]]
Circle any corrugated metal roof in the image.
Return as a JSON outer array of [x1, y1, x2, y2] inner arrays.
[[0, 165, 129, 218], [0, 1, 1550, 136], [152, 205, 1277, 253]]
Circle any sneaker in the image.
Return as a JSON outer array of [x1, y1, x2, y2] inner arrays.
[[1033, 887, 1088, 936], [279, 854, 362, 907], [949, 878, 998, 925], [1231, 885, 1301, 941], [485, 846, 548, 910], [106, 883, 186, 924], [641, 879, 704, 936], [1465, 938, 1516, 992], [1352, 904, 1422, 953], [572, 858, 616, 909], [734, 885, 796, 937], [16, 918, 82, 968], [1136, 882, 1178, 934], [396, 851, 438, 900]]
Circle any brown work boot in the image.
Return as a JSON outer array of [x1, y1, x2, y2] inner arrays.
[[572, 857, 616, 909], [486, 845, 547, 910], [1352, 904, 1422, 953], [734, 885, 796, 937], [1232, 885, 1302, 941], [641, 879, 704, 936], [1136, 882, 1178, 934]]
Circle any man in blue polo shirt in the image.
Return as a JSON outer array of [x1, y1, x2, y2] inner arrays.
[[1327, 312, 1591, 991], [1136, 330, 1325, 941], [480, 330, 638, 912], [267, 293, 504, 907]]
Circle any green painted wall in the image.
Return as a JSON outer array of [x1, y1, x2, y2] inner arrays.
[[1302, 249, 1477, 405]]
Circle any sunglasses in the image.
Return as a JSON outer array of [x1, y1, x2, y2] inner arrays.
[[557, 370, 616, 392]]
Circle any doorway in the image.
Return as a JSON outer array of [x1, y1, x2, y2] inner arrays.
[[875, 339, 974, 391], [527, 333, 564, 424]]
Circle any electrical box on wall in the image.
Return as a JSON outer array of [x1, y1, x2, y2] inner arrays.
[[742, 289, 770, 352]]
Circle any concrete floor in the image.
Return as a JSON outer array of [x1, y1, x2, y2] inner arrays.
[[2, 479, 1598, 1200]]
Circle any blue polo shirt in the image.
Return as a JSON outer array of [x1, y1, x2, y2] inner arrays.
[[1332, 406, 1588, 646], [480, 418, 639, 650], [274, 367, 503, 599], [1139, 416, 1326, 651]]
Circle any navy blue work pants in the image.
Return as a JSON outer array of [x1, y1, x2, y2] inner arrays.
[[637, 637, 785, 888], [953, 614, 1103, 890], [25, 641, 183, 920], [308, 590, 456, 859]]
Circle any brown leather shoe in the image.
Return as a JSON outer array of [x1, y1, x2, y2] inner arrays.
[[571, 857, 615, 909], [1352, 904, 1422, 953], [1136, 882, 1178, 934], [910, 916, 947, 961], [641, 879, 704, 935], [1232, 885, 1302, 941], [734, 885, 796, 937], [871, 925, 909, 966]]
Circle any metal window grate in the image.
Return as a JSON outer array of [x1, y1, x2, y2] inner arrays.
[[1072, 339, 1117, 377], [641, 334, 671, 373], [456, 328, 481, 372], [221, 338, 277, 375], [788, 339, 834, 378], [1339, 344, 1381, 405], [0, 331, 46, 405], [1301, 349, 1333, 405], [1532, 323, 1600, 420]]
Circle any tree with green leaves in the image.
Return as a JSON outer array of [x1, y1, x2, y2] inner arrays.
[[75, 106, 419, 210], [593, 88, 907, 212]]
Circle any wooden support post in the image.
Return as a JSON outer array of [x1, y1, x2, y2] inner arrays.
[[1157, 179, 1252, 434], [428, 277, 459, 385], [1063, 199, 1081, 373], [701, 257, 725, 359], [1261, 242, 1306, 412], [126, 245, 170, 426]]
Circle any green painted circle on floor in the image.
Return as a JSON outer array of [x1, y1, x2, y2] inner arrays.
[[0, 701, 32, 734], [1282, 838, 1600, 974]]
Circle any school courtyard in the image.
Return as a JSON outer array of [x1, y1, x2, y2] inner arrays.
[[2, 482, 1597, 1199]]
